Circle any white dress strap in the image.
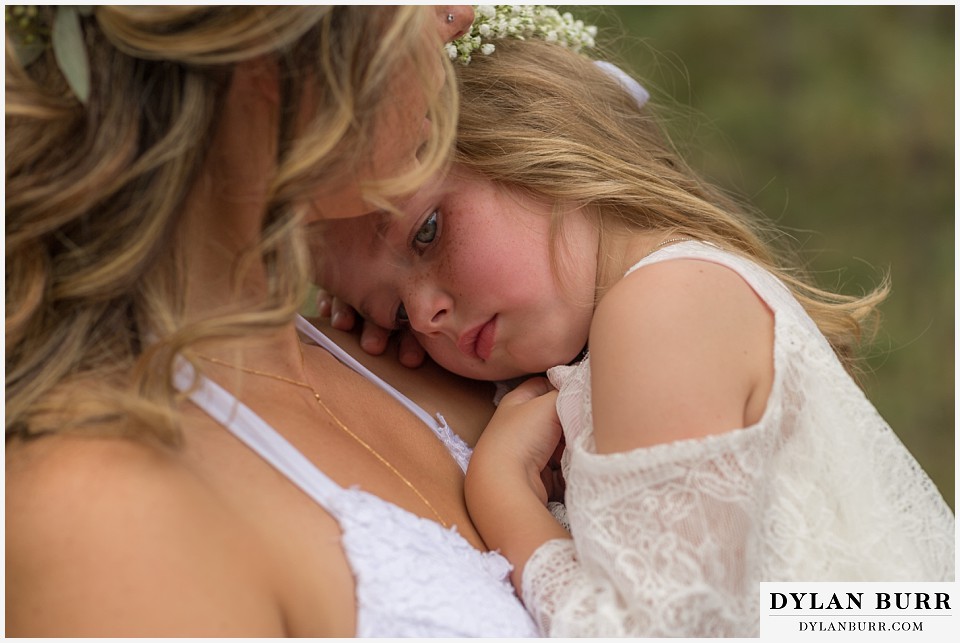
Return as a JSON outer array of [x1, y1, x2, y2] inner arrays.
[[173, 338, 540, 637], [174, 360, 344, 505], [295, 317, 440, 430], [296, 316, 471, 472]]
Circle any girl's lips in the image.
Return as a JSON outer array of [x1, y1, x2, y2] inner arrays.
[[475, 316, 497, 361], [457, 316, 497, 360]]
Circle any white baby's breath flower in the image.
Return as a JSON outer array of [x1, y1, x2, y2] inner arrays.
[[447, 4, 598, 65]]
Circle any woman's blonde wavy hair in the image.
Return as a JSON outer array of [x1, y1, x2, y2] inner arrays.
[[6, 6, 457, 444], [454, 39, 887, 378]]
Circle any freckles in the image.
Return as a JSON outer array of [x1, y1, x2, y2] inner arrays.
[[438, 242, 452, 275], [439, 227, 469, 277]]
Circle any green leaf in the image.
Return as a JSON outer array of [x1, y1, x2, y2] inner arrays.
[[12, 39, 45, 67], [52, 6, 90, 104]]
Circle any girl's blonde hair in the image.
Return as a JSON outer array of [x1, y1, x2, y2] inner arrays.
[[454, 39, 887, 377], [6, 6, 457, 443]]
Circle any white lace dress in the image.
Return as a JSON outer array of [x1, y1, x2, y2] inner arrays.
[[175, 317, 539, 638], [522, 241, 955, 637]]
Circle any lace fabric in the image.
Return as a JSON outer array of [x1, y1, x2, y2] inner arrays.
[[332, 487, 536, 637], [521, 242, 955, 637], [177, 320, 538, 638]]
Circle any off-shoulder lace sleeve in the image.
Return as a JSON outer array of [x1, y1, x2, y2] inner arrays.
[[521, 245, 954, 637], [520, 426, 770, 637]]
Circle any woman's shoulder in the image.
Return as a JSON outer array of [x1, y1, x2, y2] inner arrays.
[[5, 434, 284, 636], [6, 433, 204, 517]]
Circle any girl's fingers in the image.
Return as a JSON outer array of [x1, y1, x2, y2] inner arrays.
[[359, 319, 390, 355], [330, 297, 357, 330], [501, 377, 556, 405], [397, 329, 427, 368], [316, 290, 333, 317]]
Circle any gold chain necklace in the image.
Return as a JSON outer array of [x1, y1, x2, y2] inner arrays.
[[198, 343, 450, 528]]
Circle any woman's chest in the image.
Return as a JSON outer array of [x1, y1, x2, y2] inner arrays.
[[182, 416, 358, 635]]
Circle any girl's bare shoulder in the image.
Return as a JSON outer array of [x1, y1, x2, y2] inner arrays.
[[589, 258, 774, 452]]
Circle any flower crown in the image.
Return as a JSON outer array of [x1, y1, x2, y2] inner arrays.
[[447, 5, 597, 65], [446, 5, 649, 109]]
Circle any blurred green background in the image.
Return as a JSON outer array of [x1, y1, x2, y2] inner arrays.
[[570, 5, 953, 507]]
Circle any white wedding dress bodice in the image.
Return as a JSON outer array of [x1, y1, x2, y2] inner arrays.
[[522, 241, 954, 637], [175, 317, 538, 638]]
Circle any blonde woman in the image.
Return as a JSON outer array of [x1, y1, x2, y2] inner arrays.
[[6, 5, 541, 637], [317, 37, 955, 636]]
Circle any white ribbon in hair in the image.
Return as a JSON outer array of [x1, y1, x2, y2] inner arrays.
[[593, 60, 650, 108]]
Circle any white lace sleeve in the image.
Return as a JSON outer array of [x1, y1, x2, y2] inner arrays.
[[522, 244, 954, 638], [520, 428, 769, 638]]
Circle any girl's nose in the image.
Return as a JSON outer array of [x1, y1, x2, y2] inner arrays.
[[435, 5, 474, 43], [405, 287, 453, 335]]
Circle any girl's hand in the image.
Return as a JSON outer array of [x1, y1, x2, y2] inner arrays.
[[315, 288, 427, 367], [478, 377, 564, 504], [465, 377, 570, 591]]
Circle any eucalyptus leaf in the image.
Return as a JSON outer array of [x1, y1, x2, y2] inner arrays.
[[52, 6, 90, 104], [12, 39, 45, 67]]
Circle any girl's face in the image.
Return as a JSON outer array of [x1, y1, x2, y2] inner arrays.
[[319, 167, 599, 380]]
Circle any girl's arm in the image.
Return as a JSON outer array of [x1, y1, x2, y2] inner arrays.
[[468, 259, 776, 636], [464, 378, 571, 589]]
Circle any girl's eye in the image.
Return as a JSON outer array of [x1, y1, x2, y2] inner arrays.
[[395, 303, 409, 326], [413, 210, 439, 247]]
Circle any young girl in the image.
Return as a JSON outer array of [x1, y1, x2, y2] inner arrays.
[[316, 36, 955, 637]]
